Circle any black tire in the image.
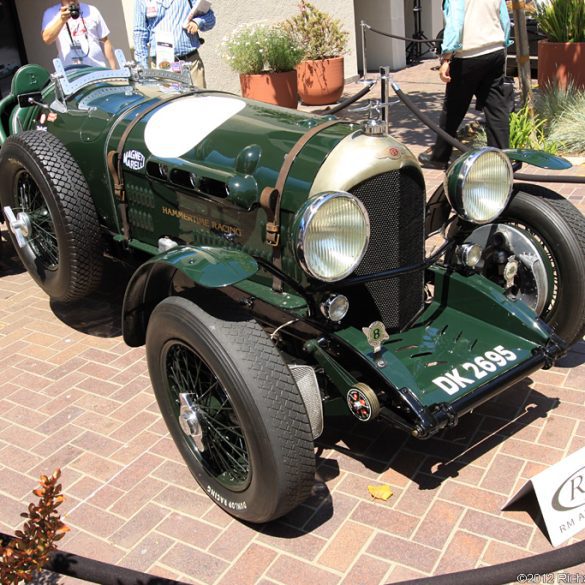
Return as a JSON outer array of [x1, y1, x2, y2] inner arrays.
[[0, 130, 103, 301], [478, 185, 585, 346], [146, 296, 315, 523]]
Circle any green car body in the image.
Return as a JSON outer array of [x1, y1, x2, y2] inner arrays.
[[1, 55, 583, 522]]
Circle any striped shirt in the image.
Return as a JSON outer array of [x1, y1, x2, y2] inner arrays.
[[133, 0, 216, 67]]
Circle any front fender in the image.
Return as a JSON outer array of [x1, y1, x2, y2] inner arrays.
[[503, 149, 572, 170], [122, 245, 258, 347]]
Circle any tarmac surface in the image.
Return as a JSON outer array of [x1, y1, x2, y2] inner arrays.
[[1, 58, 585, 585]]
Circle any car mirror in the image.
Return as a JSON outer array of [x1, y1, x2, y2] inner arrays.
[[17, 92, 46, 109]]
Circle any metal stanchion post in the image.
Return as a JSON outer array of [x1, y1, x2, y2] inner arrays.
[[379, 66, 386, 122], [360, 21, 369, 82], [382, 66, 390, 133]]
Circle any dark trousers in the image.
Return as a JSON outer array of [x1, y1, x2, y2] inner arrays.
[[432, 49, 510, 162]]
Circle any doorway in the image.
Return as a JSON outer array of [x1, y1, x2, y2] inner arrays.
[[0, 0, 26, 97]]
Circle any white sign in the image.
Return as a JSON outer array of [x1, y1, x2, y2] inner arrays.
[[503, 445, 585, 546], [156, 30, 175, 70]]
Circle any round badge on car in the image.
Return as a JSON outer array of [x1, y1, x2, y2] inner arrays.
[[346, 383, 380, 422]]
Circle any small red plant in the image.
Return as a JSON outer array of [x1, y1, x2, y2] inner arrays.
[[0, 469, 69, 584]]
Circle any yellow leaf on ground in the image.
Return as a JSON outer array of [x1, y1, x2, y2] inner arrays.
[[367, 484, 393, 501]]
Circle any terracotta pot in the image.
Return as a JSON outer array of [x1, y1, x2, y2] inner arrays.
[[239, 71, 298, 109], [297, 56, 345, 106], [537, 40, 585, 90]]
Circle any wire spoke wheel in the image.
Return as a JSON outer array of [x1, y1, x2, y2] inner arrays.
[[16, 170, 59, 270], [146, 297, 315, 523], [165, 341, 250, 489]]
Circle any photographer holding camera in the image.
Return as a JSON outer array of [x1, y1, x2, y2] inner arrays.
[[42, 1, 117, 69]]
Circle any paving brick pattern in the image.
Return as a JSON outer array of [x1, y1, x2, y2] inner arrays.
[[1, 59, 585, 584]]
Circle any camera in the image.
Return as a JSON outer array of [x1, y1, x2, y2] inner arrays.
[[68, 3, 81, 19]]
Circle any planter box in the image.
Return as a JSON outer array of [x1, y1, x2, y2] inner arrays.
[[239, 71, 298, 109], [537, 40, 585, 89], [297, 56, 344, 106]]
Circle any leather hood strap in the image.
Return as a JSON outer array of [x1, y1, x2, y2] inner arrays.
[[260, 119, 340, 292], [107, 92, 196, 241]]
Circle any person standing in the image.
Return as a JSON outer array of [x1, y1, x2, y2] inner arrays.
[[133, 0, 216, 88], [42, 2, 117, 69], [418, 0, 512, 169]]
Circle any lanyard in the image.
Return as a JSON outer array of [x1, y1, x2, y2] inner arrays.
[[65, 17, 90, 59]]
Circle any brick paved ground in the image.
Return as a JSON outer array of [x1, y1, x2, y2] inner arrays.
[[1, 59, 585, 585]]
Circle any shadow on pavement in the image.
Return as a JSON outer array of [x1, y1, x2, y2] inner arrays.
[[260, 457, 339, 537], [315, 379, 558, 490], [0, 228, 25, 276], [49, 258, 134, 338], [260, 379, 559, 538], [555, 340, 585, 368]]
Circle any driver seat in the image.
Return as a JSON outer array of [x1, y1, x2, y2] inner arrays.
[[0, 64, 50, 144]]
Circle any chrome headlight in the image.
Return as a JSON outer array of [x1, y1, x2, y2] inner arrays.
[[293, 192, 370, 282], [444, 147, 513, 224]]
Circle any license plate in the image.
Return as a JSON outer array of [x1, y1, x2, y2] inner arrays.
[[432, 345, 518, 395]]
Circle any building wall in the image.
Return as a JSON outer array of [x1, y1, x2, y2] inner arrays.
[[121, 0, 359, 94], [15, 1, 358, 96], [354, 0, 407, 71], [354, 0, 444, 72]]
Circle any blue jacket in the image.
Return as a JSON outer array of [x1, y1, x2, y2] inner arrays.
[[441, 0, 512, 56]]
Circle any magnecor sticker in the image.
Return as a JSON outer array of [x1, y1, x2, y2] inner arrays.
[[123, 149, 146, 170], [144, 96, 246, 159]]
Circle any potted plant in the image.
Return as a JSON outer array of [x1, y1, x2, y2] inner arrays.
[[222, 22, 304, 108], [284, 1, 349, 105], [534, 0, 585, 89]]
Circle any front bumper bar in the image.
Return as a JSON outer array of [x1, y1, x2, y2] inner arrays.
[[379, 339, 564, 439]]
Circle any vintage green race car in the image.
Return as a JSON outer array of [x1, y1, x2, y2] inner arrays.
[[1, 52, 584, 522]]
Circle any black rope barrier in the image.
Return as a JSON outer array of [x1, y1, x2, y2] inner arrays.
[[1, 532, 190, 585], [390, 81, 585, 185], [390, 81, 470, 153], [393, 537, 585, 585], [361, 21, 583, 185], [2, 524, 585, 585], [363, 22, 441, 45], [325, 80, 375, 115], [514, 172, 585, 183]]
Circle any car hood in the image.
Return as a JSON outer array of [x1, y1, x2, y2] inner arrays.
[[103, 88, 356, 211]]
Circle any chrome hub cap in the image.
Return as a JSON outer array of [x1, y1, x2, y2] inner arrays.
[[178, 393, 205, 451], [466, 223, 550, 314], [3, 205, 32, 248]]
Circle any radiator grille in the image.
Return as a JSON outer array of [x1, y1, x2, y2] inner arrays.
[[350, 169, 425, 330]]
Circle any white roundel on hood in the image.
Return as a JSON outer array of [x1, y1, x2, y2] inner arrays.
[[144, 95, 246, 159]]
